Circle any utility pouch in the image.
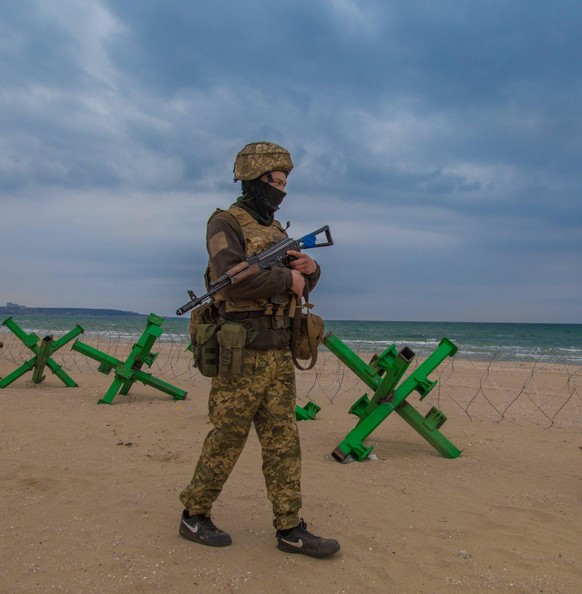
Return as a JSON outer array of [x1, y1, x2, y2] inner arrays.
[[294, 312, 325, 359], [190, 302, 220, 377], [189, 302, 218, 344], [195, 323, 220, 377], [217, 322, 247, 378], [290, 295, 325, 371]]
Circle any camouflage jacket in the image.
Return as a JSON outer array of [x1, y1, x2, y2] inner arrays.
[[206, 204, 320, 316]]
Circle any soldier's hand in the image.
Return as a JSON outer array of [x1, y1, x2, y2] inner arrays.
[[291, 269, 306, 298], [287, 250, 317, 275]]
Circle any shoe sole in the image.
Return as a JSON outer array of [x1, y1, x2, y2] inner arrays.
[[179, 522, 232, 547]]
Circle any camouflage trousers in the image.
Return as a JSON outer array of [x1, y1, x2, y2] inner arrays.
[[180, 348, 302, 530]]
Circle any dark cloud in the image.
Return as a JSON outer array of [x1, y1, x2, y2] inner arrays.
[[1, 0, 581, 321]]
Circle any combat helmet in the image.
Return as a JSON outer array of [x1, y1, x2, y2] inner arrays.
[[233, 141, 294, 181]]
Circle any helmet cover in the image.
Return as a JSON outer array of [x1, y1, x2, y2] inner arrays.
[[233, 141, 294, 181]]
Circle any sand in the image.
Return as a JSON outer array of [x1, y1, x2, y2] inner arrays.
[[1, 353, 581, 594]]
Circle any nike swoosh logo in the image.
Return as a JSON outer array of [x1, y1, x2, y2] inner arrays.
[[280, 538, 304, 549], [183, 521, 199, 534]]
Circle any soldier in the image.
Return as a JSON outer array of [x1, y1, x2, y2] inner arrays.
[[179, 142, 340, 558]]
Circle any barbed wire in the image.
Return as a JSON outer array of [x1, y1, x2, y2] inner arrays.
[[1, 319, 580, 429]]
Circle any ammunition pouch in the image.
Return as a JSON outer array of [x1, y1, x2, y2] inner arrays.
[[190, 304, 293, 377], [217, 322, 247, 378], [195, 323, 220, 377], [190, 303, 221, 377]]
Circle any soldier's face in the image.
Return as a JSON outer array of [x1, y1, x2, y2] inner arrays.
[[261, 171, 288, 191]]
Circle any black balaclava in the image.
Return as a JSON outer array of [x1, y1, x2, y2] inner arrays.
[[236, 175, 286, 226]]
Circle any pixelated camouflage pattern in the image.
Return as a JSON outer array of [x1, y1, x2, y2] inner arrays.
[[233, 141, 294, 181], [180, 348, 302, 530], [231, 205, 288, 256]]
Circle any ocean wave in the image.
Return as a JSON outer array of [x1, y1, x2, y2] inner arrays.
[[4, 317, 582, 365]]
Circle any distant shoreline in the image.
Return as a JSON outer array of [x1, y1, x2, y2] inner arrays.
[[0, 306, 143, 317]]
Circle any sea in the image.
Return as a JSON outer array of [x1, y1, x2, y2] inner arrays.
[[2, 314, 582, 365]]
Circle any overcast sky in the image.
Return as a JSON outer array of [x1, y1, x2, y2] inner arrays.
[[1, 0, 581, 323]]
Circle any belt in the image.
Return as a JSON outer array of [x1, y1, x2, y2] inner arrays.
[[239, 315, 292, 331], [220, 313, 291, 330]]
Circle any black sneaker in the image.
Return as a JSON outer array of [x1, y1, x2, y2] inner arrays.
[[276, 519, 340, 558], [179, 510, 232, 547]]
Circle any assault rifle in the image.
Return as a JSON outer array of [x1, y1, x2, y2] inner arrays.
[[176, 225, 333, 316]]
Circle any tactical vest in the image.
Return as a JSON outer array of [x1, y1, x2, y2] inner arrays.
[[207, 205, 291, 315]]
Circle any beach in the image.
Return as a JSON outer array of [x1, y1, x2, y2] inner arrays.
[[1, 354, 581, 593]]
